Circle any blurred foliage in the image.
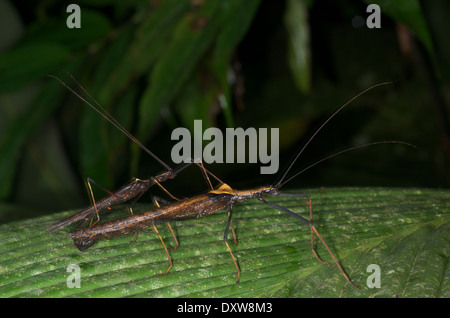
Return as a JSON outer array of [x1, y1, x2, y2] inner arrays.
[[0, 0, 449, 223]]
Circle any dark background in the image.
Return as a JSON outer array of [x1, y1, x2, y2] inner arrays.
[[0, 0, 449, 223]]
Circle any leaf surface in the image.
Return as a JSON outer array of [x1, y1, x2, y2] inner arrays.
[[0, 187, 448, 298]]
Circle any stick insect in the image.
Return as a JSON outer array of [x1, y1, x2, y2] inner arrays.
[[67, 81, 415, 288], [46, 75, 217, 233]]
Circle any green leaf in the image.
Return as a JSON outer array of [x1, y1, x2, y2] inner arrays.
[[96, 0, 190, 106], [137, 0, 225, 141], [0, 187, 448, 297], [173, 68, 219, 131], [0, 61, 82, 199], [23, 9, 112, 51], [284, 0, 312, 94], [0, 43, 69, 93], [211, 0, 261, 127]]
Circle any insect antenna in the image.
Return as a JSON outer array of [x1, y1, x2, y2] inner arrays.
[[276, 141, 417, 188], [274, 81, 397, 188], [47, 74, 173, 172]]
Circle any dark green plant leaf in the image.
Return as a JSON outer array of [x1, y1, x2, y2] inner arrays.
[[211, 0, 261, 127], [14, 122, 84, 211], [0, 43, 69, 93], [0, 61, 82, 199], [95, 0, 190, 106], [284, 0, 312, 94], [137, 0, 225, 141], [23, 9, 112, 51], [0, 187, 448, 297], [174, 68, 219, 131], [78, 0, 149, 7]]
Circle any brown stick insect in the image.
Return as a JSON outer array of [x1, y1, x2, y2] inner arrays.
[[64, 81, 415, 288]]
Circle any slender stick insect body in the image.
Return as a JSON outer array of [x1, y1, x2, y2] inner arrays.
[[46, 163, 189, 232], [65, 81, 415, 288]]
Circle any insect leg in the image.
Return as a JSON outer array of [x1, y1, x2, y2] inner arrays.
[[152, 223, 173, 277], [127, 190, 148, 243], [277, 193, 329, 265], [85, 177, 121, 226], [228, 210, 238, 246], [152, 177, 180, 201], [224, 204, 240, 284], [196, 160, 214, 190], [258, 196, 360, 289], [152, 197, 179, 251], [150, 195, 173, 206]]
